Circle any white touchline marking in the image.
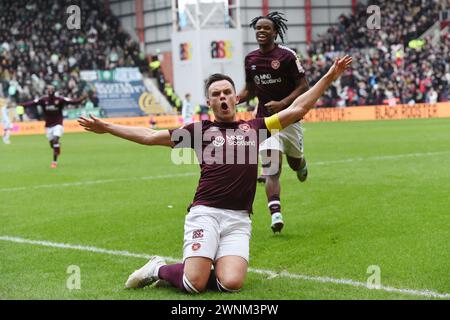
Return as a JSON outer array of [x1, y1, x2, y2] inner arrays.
[[2, 150, 450, 193], [1, 235, 449, 299], [281, 150, 450, 168], [0, 172, 198, 192], [309, 150, 450, 166]]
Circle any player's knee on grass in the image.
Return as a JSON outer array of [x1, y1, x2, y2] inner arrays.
[[216, 275, 244, 293], [183, 270, 209, 293], [214, 256, 247, 293], [183, 258, 212, 293]]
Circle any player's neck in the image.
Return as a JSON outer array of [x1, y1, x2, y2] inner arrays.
[[213, 116, 236, 124], [259, 42, 277, 54]]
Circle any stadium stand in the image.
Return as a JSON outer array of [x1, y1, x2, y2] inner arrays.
[[0, 0, 448, 116], [305, 0, 450, 107], [0, 0, 153, 119]]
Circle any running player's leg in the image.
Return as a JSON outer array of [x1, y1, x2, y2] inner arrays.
[[261, 149, 284, 232], [48, 125, 63, 167], [286, 155, 301, 170], [265, 150, 284, 233], [52, 137, 60, 161], [3, 128, 11, 144], [282, 122, 307, 182], [287, 155, 307, 182], [2, 121, 12, 144], [260, 135, 284, 233]]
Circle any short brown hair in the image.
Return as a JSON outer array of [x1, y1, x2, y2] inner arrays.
[[204, 73, 236, 97]]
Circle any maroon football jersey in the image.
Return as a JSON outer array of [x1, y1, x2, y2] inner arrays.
[[245, 44, 305, 117], [23, 96, 74, 127], [170, 118, 270, 213]]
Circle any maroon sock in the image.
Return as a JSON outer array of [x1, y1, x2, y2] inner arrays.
[[53, 143, 60, 162], [268, 195, 281, 215], [158, 263, 186, 291]]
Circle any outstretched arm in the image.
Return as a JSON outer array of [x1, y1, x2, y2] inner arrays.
[[64, 93, 88, 105], [21, 98, 39, 108], [78, 114, 174, 147], [266, 56, 352, 130]]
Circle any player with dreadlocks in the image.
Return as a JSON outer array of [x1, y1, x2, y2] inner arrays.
[[239, 12, 310, 233]]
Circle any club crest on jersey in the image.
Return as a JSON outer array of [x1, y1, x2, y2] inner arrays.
[[238, 123, 250, 132], [192, 243, 201, 251], [271, 60, 280, 70]]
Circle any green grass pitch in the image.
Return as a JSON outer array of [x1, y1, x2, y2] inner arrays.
[[1, 118, 449, 300]]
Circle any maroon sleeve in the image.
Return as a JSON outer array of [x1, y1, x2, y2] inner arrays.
[[285, 52, 306, 80], [169, 122, 196, 149], [247, 118, 271, 139], [244, 55, 253, 83], [21, 98, 40, 108], [60, 96, 83, 106]]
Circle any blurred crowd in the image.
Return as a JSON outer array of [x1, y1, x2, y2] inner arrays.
[[1, 0, 449, 118], [304, 0, 450, 107], [0, 0, 149, 119]]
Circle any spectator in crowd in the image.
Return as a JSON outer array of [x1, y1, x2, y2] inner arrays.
[[15, 104, 25, 122]]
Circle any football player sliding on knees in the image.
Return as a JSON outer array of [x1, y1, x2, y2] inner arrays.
[[77, 55, 352, 294]]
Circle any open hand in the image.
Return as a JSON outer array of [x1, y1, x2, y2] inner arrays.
[[78, 114, 108, 134], [327, 55, 353, 81]]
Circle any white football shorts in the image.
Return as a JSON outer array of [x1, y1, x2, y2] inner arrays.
[[45, 124, 64, 141], [183, 205, 252, 263], [259, 121, 304, 175]]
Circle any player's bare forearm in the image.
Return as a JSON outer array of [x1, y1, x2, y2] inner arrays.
[[277, 56, 352, 128], [70, 97, 85, 105], [67, 93, 88, 105], [238, 87, 248, 103], [280, 77, 309, 107], [21, 100, 38, 108], [238, 82, 255, 104], [104, 123, 163, 146], [78, 114, 173, 147]]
